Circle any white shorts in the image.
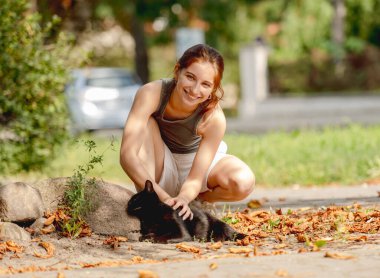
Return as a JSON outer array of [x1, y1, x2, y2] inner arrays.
[[158, 141, 228, 197]]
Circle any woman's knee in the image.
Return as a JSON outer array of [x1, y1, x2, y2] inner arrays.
[[229, 167, 255, 200]]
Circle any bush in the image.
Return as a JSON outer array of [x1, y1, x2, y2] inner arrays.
[[0, 0, 78, 173]]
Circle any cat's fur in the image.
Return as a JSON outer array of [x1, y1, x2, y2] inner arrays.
[[127, 180, 246, 243]]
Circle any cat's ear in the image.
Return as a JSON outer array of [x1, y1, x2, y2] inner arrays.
[[144, 180, 155, 193]]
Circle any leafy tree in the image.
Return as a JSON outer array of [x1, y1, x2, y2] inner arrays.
[[0, 0, 79, 173]]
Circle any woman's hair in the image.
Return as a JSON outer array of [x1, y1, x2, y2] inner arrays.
[[173, 44, 224, 112]]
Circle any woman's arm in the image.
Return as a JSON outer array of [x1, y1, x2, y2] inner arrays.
[[120, 81, 171, 202], [169, 106, 226, 219]]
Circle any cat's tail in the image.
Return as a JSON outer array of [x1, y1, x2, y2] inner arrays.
[[232, 232, 247, 241], [224, 225, 247, 241]]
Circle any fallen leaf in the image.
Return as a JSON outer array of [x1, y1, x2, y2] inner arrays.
[[207, 241, 222, 250], [175, 243, 201, 254], [247, 199, 262, 209], [34, 242, 55, 259], [324, 252, 356, 260], [298, 247, 308, 253], [138, 269, 159, 278], [273, 243, 287, 249], [209, 262, 218, 270], [44, 215, 56, 226], [10, 253, 21, 259], [57, 272, 65, 278], [41, 225, 56, 234], [5, 241, 24, 253], [103, 236, 128, 249], [228, 247, 252, 254], [275, 269, 289, 277], [347, 235, 367, 242]]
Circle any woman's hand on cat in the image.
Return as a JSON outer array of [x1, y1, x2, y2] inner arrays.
[[164, 197, 193, 221]]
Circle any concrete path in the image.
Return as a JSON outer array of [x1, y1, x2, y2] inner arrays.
[[8, 183, 380, 278], [232, 183, 380, 211], [12, 244, 380, 278], [227, 95, 380, 133]]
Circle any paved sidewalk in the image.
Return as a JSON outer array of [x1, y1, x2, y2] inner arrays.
[[227, 95, 380, 133], [12, 244, 380, 278], [232, 183, 380, 210], [9, 183, 380, 278]]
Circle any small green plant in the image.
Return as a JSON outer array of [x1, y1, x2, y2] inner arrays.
[[63, 138, 114, 237], [222, 216, 240, 225]]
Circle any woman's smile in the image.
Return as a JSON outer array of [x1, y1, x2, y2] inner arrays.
[[174, 61, 216, 109]]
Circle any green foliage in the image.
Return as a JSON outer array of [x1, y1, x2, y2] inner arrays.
[[63, 139, 113, 237], [0, 0, 79, 173], [224, 124, 380, 187], [222, 216, 240, 225], [4, 125, 380, 188]]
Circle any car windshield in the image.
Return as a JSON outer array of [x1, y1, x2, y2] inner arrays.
[[86, 76, 136, 88]]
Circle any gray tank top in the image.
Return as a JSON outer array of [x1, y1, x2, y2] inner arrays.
[[153, 78, 208, 154]]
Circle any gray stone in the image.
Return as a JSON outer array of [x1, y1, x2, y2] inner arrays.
[[0, 182, 44, 222], [0, 222, 31, 241], [84, 180, 140, 240], [32, 177, 140, 240], [31, 177, 69, 211]]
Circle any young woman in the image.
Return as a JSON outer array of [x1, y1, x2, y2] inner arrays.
[[120, 44, 255, 221]]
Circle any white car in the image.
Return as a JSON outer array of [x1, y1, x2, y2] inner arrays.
[[65, 67, 141, 132]]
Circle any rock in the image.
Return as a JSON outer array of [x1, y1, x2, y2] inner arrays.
[[32, 177, 140, 240], [0, 182, 44, 222], [31, 177, 69, 211], [0, 222, 31, 241], [84, 180, 140, 240], [29, 217, 49, 235]]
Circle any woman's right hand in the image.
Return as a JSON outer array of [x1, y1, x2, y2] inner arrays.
[[164, 197, 193, 221]]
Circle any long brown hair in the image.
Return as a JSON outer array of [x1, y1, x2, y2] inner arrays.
[[173, 44, 224, 112]]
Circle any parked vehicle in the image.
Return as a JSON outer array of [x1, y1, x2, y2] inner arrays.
[[65, 67, 141, 132]]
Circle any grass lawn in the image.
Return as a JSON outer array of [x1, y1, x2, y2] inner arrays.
[[4, 124, 380, 188]]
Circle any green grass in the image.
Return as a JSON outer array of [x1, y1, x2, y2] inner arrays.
[[4, 124, 380, 188], [225, 124, 380, 187]]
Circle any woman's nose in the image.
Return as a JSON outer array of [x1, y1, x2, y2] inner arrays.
[[192, 82, 201, 94]]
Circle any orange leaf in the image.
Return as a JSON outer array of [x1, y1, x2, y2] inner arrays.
[[206, 241, 222, 251], [138, 269, 159, 278], [228, 247, 252, 254], [209, 262, 218, 270], [324, 252, 355, 260], [44, 215, 56, 226], [33, 242, 55, 259], [247, 199, 262, 209], [41, 225, 56, 234], [5, 241, 24, 253], [175, 243, 201, 254]]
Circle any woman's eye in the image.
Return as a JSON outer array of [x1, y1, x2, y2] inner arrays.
[[187, 75, 194, 80]]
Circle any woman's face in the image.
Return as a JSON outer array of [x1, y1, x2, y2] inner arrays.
[[175, 61, 216, 108]]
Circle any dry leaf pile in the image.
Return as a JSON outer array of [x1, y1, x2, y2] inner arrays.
[[0, 203, 379, 275], [229, 203, 380, 252], [43, 208, 92, 238]]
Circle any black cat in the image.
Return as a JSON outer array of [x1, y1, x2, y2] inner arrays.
[[127, 180, 246, 243]]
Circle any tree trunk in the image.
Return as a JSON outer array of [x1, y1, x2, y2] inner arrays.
[[130, 15, 149, 84], [331, 0, 346, 75]]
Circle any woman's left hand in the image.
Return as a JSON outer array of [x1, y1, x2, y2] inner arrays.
[[164, 197, 193, 221]]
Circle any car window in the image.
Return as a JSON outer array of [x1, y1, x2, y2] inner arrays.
[[86, 76, 136, 88]]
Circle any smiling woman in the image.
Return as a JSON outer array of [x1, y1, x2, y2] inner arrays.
[[120, 44, 255, 221]]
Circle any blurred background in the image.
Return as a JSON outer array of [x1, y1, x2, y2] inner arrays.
[[1, 0, 379, 187]]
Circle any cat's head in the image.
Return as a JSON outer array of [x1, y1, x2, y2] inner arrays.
[[127, 180, 159, 217]]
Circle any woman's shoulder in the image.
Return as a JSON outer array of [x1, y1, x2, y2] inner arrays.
[[197, 104, 226, 135], [138, 79, 163, 94]]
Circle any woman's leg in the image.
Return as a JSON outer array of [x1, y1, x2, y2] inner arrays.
[[198, 155, 255, 202], [136, 117, 165, 188]]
